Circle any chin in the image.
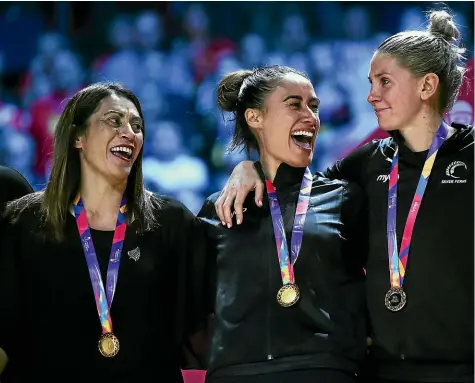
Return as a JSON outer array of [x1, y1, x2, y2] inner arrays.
[[109, 167, 133, 182], [289, 154, 313, 168], [377, 120, 399, 132]]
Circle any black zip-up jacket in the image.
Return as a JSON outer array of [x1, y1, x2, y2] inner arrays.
[[197, 162, 368, 379], [325, 123, 474, 382]]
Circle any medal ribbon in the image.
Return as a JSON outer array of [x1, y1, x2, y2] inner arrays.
[[387, 123, 448, 288], [266, 167, 312, 285], [73, 194, 127, 334]]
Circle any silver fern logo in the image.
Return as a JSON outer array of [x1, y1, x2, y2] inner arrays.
[[446, 161, 467, 179], [442, 161, 468, 184], [128, 247, 141, 262]]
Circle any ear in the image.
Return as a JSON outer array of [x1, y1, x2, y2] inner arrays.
[[74, 127, 84, 149], [244, 108, 263, 130], [74, 136, 83, 149], [420, 73, 439, 101]]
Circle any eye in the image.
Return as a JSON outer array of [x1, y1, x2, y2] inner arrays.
[[289, 102, 301, 109], [107, 117, 121, 126], [310, 104, 319, 113], [131, 123, 143, 132], [381, 78, 390, 86]]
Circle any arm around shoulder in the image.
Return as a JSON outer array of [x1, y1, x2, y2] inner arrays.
[[322, 141, 380, 185]]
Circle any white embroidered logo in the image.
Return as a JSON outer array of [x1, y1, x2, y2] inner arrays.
[[377, 174, 390, 183], [442, 161, 468, 184], [128, 247, 141, 262]]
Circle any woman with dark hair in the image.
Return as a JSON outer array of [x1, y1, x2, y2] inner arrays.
[[0, 82, 206, 382], [214, 10, 474, 383], [197, 65, 368, 383]]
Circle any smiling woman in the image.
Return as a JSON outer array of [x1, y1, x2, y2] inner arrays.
[[194, 65, 369, 383], [0, 82, 208, 382], [217, 66, 320, 180]]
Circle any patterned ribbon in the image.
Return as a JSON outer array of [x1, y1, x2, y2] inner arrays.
[[387, 123, 449, 288], [73, 194, 127, 334], [266, 167, 313, 285]]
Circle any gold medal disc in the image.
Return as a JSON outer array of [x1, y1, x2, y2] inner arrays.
[[98, 332, 120, 358], [277, 284, 300, 307]]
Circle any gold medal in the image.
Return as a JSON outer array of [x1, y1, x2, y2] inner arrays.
[[277, 284, 300, 307], [98, 332, 120, 358]]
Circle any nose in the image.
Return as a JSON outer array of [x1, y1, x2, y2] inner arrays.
[[367, 87, 380, 104], [119, 122, 136, 141], [303, 105, 318, 126]]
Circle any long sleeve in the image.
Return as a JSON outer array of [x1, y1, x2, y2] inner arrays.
[[163, 196, 215, 370], [322, 141, 378, 186], [181, 195, 220, 369]]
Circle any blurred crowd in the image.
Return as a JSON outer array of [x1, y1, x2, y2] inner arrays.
[[0, 2, 473, 213]]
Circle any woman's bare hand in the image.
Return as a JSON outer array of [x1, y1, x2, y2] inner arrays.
[[215, 161, 264, 227]]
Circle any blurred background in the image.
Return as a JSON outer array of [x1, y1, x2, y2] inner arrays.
[[0, 1, 473, 213]]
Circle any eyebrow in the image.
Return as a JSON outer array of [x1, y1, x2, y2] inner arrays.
[[368, 72, 392, 81], [283, 95, 320, 105], [103, 110, 142, 122], [104, 110, 125, 116]]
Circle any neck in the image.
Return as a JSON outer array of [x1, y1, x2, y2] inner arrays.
[[78, 172, 127, 218], [260, 155, 282, 183], [399, 112, 444, 152]]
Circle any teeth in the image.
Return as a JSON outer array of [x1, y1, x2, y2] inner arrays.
[[111, 146, 132, 155], [291, 130, 314, 137]]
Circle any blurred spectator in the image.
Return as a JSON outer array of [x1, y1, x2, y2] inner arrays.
[[93, 14, 142, 92], [28, 49, 83, 179], [143, 120, 209, 198], [240, 34, 266, 68], [279, 13, 309, 54], [136, 10, 163, 53], [182, 3, 236, 83]]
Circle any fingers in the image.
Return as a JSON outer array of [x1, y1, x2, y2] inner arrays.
[[222, 188, 238, 228], [233, 185, 252, 225], [215, 191, 227, 225], [254, 181, 264, 207], [214, 161, 265, 228]]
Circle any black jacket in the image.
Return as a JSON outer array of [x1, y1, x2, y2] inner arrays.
[[198, 162, 368, 379], [325, 123, 474, 382], [0, 194, 207, 382]]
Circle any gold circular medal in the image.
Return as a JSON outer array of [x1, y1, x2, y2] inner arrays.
[[98, 332, 120, 358], [277, 284, 300, 307]]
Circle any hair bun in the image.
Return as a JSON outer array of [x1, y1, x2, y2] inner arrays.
[[216, 70, 253, 112], [428, 10, 461, 43]]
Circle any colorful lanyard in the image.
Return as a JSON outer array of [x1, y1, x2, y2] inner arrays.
[[385, 123, 448, 311], [265, 167, 312, 307], [73, 194, 127, 356]]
